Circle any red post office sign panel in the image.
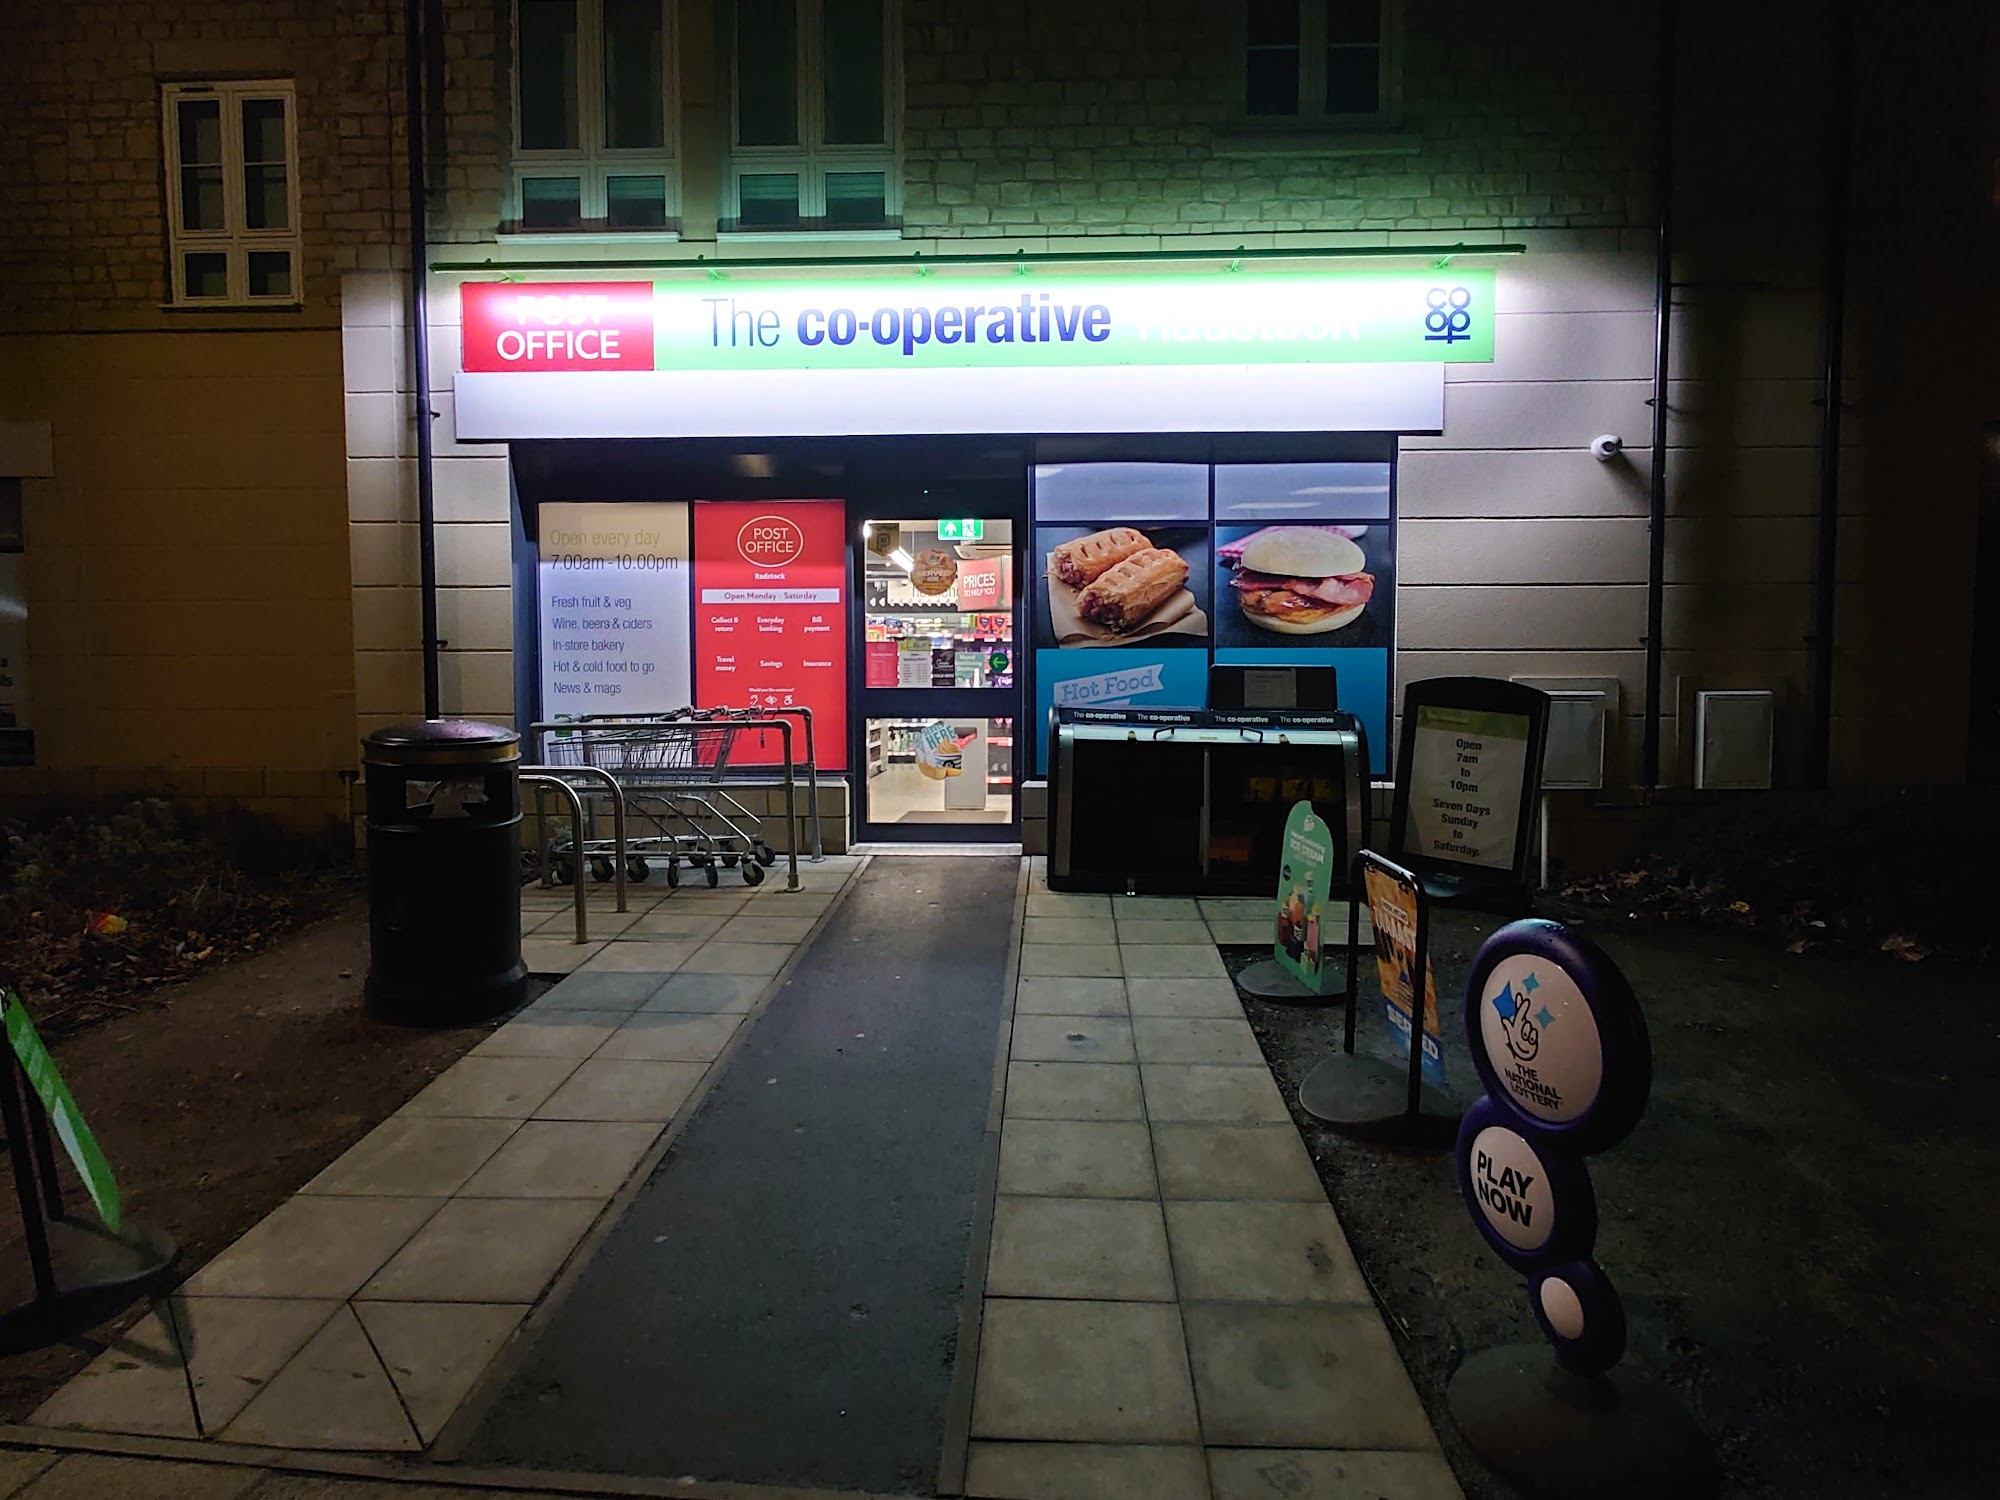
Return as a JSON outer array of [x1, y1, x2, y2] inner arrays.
[[460, 281, 656, 372], [692, 500, 848, 771]]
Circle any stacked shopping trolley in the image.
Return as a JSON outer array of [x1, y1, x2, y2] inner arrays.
[[524, 707, 820, 889]]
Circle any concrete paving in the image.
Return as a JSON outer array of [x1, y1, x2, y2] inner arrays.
[[11, 853, 1454, 1500], [28, 858, 864, 1454]]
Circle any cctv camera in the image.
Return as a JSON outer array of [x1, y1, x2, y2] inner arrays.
[[1590, 434, 1623, 462]]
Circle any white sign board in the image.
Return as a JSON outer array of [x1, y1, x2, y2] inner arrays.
[[1407, 706, 1530, 871], [537, 502, 692, 717], [1476, 953, 1605, 1127]]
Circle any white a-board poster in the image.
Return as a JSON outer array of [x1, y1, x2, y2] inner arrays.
[[1407, 706, 1530, 870], [538, 502, 692, 716]]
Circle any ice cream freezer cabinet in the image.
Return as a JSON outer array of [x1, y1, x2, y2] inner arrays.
[[1047, 707, 1370, 896]]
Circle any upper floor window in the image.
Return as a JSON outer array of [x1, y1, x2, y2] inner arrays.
[[511, 0, 679, 232], [728, 0, 899, 232], [1246, 1, 1391, 120], [162, 80, 300, 306]]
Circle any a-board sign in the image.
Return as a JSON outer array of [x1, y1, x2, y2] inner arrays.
[[1363, 862, 1445, 1086], [3, 992, 120, 1231], [1408, 706, 1530, 870], [1389, 677, 1550, 893], [1453, 919, 1653, 1374], [1273, 802, 1338, 993]]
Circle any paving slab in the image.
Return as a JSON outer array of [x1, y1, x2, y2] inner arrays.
[[1152, 1123, 1327, 1201], [517, 937, 605, 973], [1116, 919, 1207, 945], [1181, 1302, 1439, 1449], [1014, 976, 1129, 1016], [1132, 1016, 1265, 1066], [1024, 891, 1114, 917], [0, 1452, 56, 1497], [970, 1298, 1199, 1443], [1126, 977, 1247, 1019], [456, 1119, 660, 1198], [578, 939, 701, 973], [712, 913, 818, 944], [34, 1296, 338, 1438], [1141, 1062, 1291, 1123], [1010, 1013, 1135, 1064], [640, 970, 767, 1014], [593, 1009, 743, 1062], [1121, 945, 1229, 979], [470, 1011, 628, 1060], [1164, 1200, 1369, 1303], [299, 1116, 520, 1198], [1019, 942, 1123, 977], [220, 1305, 421, 1451], [360, 1196, 604, 1303], [998, 1119, 1157, 1199], [1024, 916, 1117, 944], [620, 909, 731, 941], [1004, 1061, 1144, 1122], [986, 1196, 1175, 1300], [398, 1055, 580, 1120], [531, 1058, 708, 1122], [680, 940, 789, 975], [965, 1440, 1209, 1500], [14, 1455, 261, 1500], [354, 1301, 528, 1444], [1112, 896, 1202, 920], [1207, 1446, 1465, 1499], [528, 970, 664, 1011], [178, 1195, 441, 1299]]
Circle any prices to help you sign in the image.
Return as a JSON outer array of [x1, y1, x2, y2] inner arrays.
[[3, 992, 121, 1231], [1407, 706, 1530, 871], [1272, 802, 1338, 995], [1364, 863, 1446, 1086]]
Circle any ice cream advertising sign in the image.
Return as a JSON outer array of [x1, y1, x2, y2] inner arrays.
[[1272, 802, 1338, 995]]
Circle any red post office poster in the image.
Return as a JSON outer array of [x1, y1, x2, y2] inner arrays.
[[692, 501, 848, 770]]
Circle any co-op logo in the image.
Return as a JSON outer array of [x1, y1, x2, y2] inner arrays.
[[738, 515, 805, 567], [1424, 286, 1474, 344]]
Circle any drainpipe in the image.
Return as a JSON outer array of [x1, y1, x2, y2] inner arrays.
[[1805, 0, 1854, 788], [404, 0, 441, 720], [1641, 0, 1677, 792]]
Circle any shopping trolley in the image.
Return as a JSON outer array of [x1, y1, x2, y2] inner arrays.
[[533, 710, 778, 887]]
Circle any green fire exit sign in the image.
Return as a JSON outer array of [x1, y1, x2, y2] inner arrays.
[[936, 519, 983, 541]]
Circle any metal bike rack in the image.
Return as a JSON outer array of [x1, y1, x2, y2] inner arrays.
[[519, 773, 589, 942]]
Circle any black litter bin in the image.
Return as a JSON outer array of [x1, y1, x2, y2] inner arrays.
[[362, 719, 528, 1024]]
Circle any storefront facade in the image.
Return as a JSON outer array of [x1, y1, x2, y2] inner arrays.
[[420, 260, 1502, 846]]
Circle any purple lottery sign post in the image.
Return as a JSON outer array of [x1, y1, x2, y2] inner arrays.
[[1447, 919, 1717, 1500]]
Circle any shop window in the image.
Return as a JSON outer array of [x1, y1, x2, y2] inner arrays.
[[162, 81, 301, 306], [510, 0, 680, 233], [726, 0, 899, 232], [1245, 1, 1395, 120]]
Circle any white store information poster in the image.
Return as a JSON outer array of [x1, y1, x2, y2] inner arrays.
[[1407, 706, 1530, 870], [538, 502, 692, 718]]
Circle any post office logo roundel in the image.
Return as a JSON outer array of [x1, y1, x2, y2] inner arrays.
[[737, 515, 805, 567]]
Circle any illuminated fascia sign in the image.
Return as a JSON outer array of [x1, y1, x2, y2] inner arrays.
[[459, 268, 1495, 374]]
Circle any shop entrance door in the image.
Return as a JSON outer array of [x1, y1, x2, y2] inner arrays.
[[853, 515, 1022, 842]]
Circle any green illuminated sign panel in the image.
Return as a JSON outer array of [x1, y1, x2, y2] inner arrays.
[[650, 267, 1494, 372], [936, 519, 984, 541]]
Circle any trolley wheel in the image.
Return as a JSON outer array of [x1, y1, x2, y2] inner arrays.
[[754, 842, 777, 867], [627, 856, 651, 883], [705, 864, 721, 888], [590, 857, 615, 884], [742, 860, 765, 887], [688, 851, 713, 868], [665, 860, 681, 888], [551, 856, 575, 886], [722, 851, 740, 868]]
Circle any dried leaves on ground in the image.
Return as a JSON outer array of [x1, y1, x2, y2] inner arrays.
[[1551, 786, 1997, 964], [0, 798, 360, 1038]]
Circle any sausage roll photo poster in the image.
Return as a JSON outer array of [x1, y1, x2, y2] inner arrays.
[[1031, 465, 1215, 772]]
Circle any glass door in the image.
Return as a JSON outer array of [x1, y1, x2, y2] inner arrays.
[[854, 515, 1022, 841]]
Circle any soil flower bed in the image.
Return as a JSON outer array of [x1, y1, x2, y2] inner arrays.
[[0, 797, 359, 1037]]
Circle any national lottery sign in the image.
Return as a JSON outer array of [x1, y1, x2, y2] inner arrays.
[[459, 268, 1496, 374]]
